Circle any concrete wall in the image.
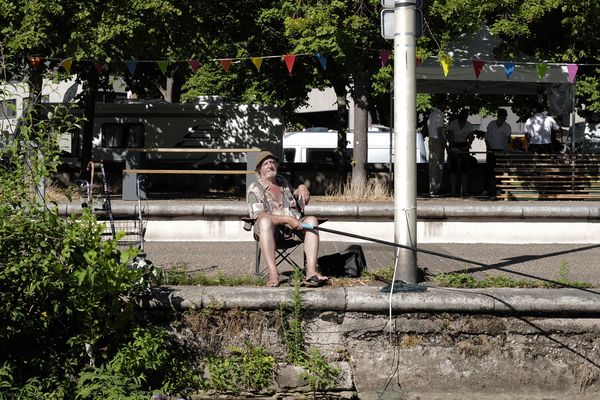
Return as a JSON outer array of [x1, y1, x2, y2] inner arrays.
[[146, 286, 600, 400]]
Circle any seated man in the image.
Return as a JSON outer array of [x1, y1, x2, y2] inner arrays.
[[247, 150, 328, 287]]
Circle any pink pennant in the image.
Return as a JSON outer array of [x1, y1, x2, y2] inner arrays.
[[282, 54, 296, 75], [567, 64, 579, 82], [219, 59, 233, 73], [472, 59, 485, 79], [379, 50, 390, 67], [188, 60, 201, 72]]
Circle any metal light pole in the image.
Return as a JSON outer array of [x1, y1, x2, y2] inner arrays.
[[393, 0, 418, 283]]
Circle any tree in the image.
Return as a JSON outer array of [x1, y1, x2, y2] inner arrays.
[[282, 0, 387, 187]]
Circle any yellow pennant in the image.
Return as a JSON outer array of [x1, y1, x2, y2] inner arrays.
[[439, 53, 452, 77], [61, 58, 73, 74], [251, 57, 263, 72]]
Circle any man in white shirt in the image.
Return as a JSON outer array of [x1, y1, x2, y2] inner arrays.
[[484, 109, 512, 196], [426, 104, 446, 196], [525, 104, 560, 153]]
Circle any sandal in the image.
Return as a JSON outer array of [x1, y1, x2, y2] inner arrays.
[[303, 275, 328, 287]]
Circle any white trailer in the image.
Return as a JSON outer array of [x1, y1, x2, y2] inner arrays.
[[282, 125, 427, 164], [92, 96, 283, 163]]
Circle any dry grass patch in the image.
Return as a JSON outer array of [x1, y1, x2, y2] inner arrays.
[[322, 178, 392, 202]]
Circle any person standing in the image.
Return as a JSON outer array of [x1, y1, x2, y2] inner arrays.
[[525, 104, 560, 154], [484, 109, 512, 196], [446, 109, 474, 196], [427, 103, 446, 196]]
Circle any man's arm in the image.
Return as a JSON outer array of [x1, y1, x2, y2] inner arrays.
[[293, 183, 310, 208]]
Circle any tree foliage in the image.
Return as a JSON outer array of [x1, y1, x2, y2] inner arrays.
[[0, 98, 192, 397]]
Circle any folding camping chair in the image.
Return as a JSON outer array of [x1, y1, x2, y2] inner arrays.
[[242, 217, 327, 277]]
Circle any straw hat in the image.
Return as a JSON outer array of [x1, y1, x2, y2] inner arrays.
[[255, 150, 279, 171]]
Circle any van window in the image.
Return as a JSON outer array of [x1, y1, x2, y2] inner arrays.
[[101, 123, 145, 148], [306, 148, 335, 163], [283, 148, 296, 163]]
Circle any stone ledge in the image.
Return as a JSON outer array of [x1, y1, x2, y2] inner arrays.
[[142, 286, 600, 316]]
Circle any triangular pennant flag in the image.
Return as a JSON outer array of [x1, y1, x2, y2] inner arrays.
[[251, 57, 263, 72], [219, 59, 233, 72], [379, 50, 390, 67], [125, 61, 137, 77], [503, 63, 515, 79], [282, 54, 296, 75], [567, 64, 579, 82], [94, 63, 104, 75], [188, 60, 201, 72], [439, 53, 452, 77], [316, 52, 327, 70], [61, 58, 73, 74], [156, 60, 169, 75], [536, 63, 548, 80], [472, 59, 485, 79]]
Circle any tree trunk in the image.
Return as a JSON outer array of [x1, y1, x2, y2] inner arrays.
[[351, 70, 369, 189], [159, 66, 184, 103], [331, 79, 350, 183], [79, 66, 99, 179]]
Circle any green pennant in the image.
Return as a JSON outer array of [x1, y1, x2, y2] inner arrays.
[[536, 63, 548, 80], [157, 60, 169, 75]]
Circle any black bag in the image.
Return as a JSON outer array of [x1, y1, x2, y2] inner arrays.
[[317, 245, 367, 278]]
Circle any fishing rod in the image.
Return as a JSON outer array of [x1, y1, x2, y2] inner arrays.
[[301, 223, 487, 268]]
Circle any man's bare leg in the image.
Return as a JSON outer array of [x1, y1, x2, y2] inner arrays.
[[302, 216, 327, 280], [256, 216, 279, 286]]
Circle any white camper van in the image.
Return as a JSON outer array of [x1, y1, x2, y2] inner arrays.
[[282, 125, 427, 164]]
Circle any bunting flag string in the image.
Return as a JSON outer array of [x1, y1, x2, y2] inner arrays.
[[219, 59, 233, 73], [125, 61, 137, 77], [251, 57, 263, 72], [316, 52, 327, 71], [156, 60, 169, 75], [439, 53, 452, 77], [61, 58, 73, 74], [188, 60, 201, 72], [25, 51, 598, 82], [503, 63, 515, 80], [567, 64, 579, 82], [472, 59, 485, 78], [282, 54, 296, 75], [536, 63, 548, 80]]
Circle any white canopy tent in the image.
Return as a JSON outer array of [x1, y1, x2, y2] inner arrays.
[[416, 25, 573, 98]]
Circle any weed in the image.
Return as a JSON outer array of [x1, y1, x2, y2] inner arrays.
[[205, 342, 275, 393], [301, 348, 341, 393], [278, 269, 341, 394]]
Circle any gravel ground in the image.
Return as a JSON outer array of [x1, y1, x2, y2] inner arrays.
[[142, 241, 600, 286]]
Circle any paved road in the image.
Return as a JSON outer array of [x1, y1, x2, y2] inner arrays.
[[142, 241, 600, 286]]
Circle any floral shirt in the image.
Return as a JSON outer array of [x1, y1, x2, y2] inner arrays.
[[247, 175, 301, 220]]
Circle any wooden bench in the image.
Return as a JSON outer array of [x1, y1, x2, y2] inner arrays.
[[494, 152, 600, 200], [122, 147, 261, 200]]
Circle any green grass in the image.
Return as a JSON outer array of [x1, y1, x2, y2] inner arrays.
[[162, 265, 264, 286], [433, 272, 594, 289]]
